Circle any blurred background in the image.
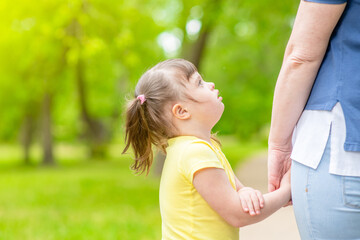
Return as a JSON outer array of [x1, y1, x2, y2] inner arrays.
[[0, 0, 298, 239]]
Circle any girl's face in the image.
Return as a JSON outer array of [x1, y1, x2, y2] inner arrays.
[[186, 72, 224, 129]]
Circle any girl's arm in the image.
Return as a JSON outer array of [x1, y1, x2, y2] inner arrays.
[[235, 176, 244, 190], [268, 0, 346, 192], [193, 168, 290, 228]]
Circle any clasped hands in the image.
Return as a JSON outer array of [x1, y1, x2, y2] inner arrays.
[[237, 187, 264, 216]]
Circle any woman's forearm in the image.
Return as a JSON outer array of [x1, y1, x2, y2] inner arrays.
[[268, 1, 346, 149], [268, 57, 323, 148]]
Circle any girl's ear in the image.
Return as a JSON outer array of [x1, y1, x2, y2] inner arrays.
[[172, 103, 190, 120]]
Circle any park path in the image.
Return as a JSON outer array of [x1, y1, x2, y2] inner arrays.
[[235, 152, 301, 240]]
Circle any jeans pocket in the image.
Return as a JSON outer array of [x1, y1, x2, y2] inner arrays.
[[343, 176, 360, 209]]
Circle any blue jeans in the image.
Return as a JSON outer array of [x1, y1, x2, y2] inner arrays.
[[291, 136, 360, 240]]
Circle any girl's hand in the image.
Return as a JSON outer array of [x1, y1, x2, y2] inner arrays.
[[238, 187, 264, 216]]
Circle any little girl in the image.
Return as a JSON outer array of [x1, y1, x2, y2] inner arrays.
[[123, 59, 291, 239]]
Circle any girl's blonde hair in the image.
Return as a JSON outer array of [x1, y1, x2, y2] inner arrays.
[[122, 59, 197, 175]]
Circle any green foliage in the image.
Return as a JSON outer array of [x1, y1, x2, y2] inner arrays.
[[203, 0, 298, 138], [0, 0, 298, 146]]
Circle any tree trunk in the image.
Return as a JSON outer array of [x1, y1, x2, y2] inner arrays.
[[41, 92, 54, 165], [183, 28, 211, 71], [67, 18, 108, 158], [39, 44, 68, 166], [182, 0, 221, 71], [20, 111, 35, 165], [153, 151, 166, 176], [75, 54, 107, 158]]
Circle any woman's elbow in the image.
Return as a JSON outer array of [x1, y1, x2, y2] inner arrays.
[[285, 49, 323, 69]]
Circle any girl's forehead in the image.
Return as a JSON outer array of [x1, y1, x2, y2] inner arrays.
[[189, 72, 202, 82]]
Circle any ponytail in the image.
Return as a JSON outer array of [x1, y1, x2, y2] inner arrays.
[[122, 98, 154, 175]]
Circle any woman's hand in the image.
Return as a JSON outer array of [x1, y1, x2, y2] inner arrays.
[[268, 145, 292, 192], [238, 187, 264, 216]]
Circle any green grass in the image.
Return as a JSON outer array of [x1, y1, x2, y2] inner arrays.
[[0, 136, 265, 239], [0, 158, 161, 240]]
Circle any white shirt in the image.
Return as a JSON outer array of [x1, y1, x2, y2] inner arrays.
[[291, 102, 360, 177]]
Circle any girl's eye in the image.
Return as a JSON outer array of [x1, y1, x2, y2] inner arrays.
[[198, 80, 203, 86]]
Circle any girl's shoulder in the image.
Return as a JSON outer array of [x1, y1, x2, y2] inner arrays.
[[168, 136, 223, 180]]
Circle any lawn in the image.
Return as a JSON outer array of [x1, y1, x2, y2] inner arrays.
[[0, 136, 264, 239]]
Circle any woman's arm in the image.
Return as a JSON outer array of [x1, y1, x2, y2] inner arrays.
[[193, 168, 290, 228], [268, 0, 346, 192]]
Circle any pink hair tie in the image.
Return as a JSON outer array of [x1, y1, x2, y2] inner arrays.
[[137, 94, 146, 105]]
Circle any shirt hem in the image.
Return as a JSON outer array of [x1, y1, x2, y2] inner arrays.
[[344, 143, 360, 152], [329, 169, 360, 177], [305, 101, 338, 111], [291, 158, 319, 170], [304, 0, 347, 4]]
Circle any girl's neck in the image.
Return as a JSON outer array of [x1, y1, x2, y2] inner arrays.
[[177, 129, 212, 145], [172, 117, 214, 145]]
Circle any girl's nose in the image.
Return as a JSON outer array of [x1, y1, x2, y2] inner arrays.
[[208, 82, 215, 89]]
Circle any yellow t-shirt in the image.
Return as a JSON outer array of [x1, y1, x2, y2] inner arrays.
[[159, 136, 239, 240]]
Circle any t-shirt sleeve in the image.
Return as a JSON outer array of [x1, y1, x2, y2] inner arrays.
[[304, 0, 347, 4], [180, 141, 223, 183]]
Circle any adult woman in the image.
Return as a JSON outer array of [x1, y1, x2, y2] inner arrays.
[[268, 0, 360, 239]]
